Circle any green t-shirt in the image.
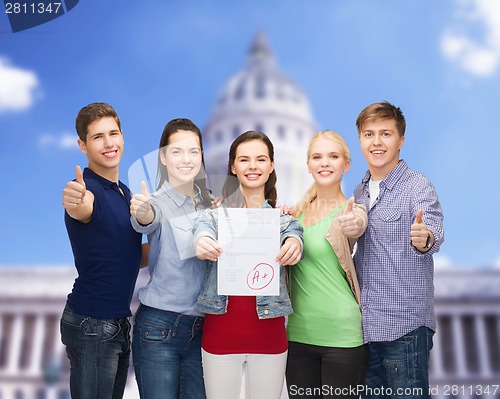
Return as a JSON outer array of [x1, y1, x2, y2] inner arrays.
[[287, 205, 363, 347]]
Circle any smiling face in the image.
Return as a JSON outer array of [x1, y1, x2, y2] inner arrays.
[[160, 130, 202, 189], [307, 137, 350, 187], [78, 116, 124, 181], [231, 139, 274, 198], [359, 118, 405, 180]]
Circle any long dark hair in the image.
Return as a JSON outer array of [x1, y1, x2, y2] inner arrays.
[[222, 131, 277, 208], [156, 118, 212, 209]]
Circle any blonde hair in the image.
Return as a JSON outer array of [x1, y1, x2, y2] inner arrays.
[[293, 130, 350, 218]]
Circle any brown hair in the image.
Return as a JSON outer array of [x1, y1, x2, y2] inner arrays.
[[75, 102, 121, 143], [356, 101, 406, 137]]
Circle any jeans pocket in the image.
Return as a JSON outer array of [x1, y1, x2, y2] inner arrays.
[[73, 317, 122, 342], [60, 313, 85, 365], [100, 319, 122, 342], [426, 327, 434, 352], [60, 317, 81, 335], [385, 358, 409, 398], [137, 321, 173, 344], [384, 336, 417, 398]]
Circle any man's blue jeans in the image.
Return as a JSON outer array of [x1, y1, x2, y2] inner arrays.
[[60, 306, 131, 399], [362, 326, 434, 399], [132, 304, 206, 399]]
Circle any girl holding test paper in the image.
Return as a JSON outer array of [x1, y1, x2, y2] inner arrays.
[[193, 131, 303, 399]]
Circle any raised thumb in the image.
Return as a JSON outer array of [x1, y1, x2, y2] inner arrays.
[[415, 209, 423, 224], [346, 197, 354, 213], [75, 165, 84, 186], [141, 180, 150, 197]]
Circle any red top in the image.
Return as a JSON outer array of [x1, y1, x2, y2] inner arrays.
[[202, 295, 288, 354]]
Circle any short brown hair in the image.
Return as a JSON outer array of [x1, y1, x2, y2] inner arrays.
[[356, 101, 406, 137], [75, 102, 121, 142]]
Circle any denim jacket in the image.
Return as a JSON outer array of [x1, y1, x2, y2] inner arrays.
[[193, 202, 303, 319]]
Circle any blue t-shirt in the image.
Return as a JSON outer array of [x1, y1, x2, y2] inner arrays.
[[65, 167, 142, 318]]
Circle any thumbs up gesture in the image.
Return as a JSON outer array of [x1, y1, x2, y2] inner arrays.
[[337, 197, 363, 237], [62, 166, 94, 221], [130, 181, 154, 225], [410, 209, 433, 252], [62, 165, 86, 210]]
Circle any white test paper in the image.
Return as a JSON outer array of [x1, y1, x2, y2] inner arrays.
[[217, 207, 281, 296]]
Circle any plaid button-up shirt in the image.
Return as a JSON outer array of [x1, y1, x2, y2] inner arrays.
[[354, 160, 444, 343]]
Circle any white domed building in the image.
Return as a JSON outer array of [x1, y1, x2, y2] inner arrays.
[[203, 32, 317, 205]]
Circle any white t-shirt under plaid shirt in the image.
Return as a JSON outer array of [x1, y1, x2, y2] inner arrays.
[[354, 160, 444, 343]]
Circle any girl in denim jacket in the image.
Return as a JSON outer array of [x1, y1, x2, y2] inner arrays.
[[193, 131, 303, 399]]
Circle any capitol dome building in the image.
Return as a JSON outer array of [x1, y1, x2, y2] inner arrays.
[[203, 32, 316, 204]]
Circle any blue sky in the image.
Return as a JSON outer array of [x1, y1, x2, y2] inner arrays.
[[0, 0, 499, 268]]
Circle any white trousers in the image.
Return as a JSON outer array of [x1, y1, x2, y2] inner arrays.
[[202, 349, 288, 399]]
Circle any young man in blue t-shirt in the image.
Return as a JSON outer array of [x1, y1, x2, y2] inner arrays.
[[61, 102, 143, 399]]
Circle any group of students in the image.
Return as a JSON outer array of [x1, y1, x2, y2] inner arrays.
[[60, 100, 444, 399]]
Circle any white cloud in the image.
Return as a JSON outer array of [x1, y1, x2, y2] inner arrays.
[[434, 254, 454, 269], [38, 133, 79, 151], [494, 256, 500, 269], [441, 0, 500, 77], [0, 57, 40, 112]]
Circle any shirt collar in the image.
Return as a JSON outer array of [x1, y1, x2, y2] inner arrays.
[[362, 160, 408, 190], [222, 200, 273, 210], [262, 200, 273, 209], [159, 180, 202, 208], [83, 167, 120, 190]]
